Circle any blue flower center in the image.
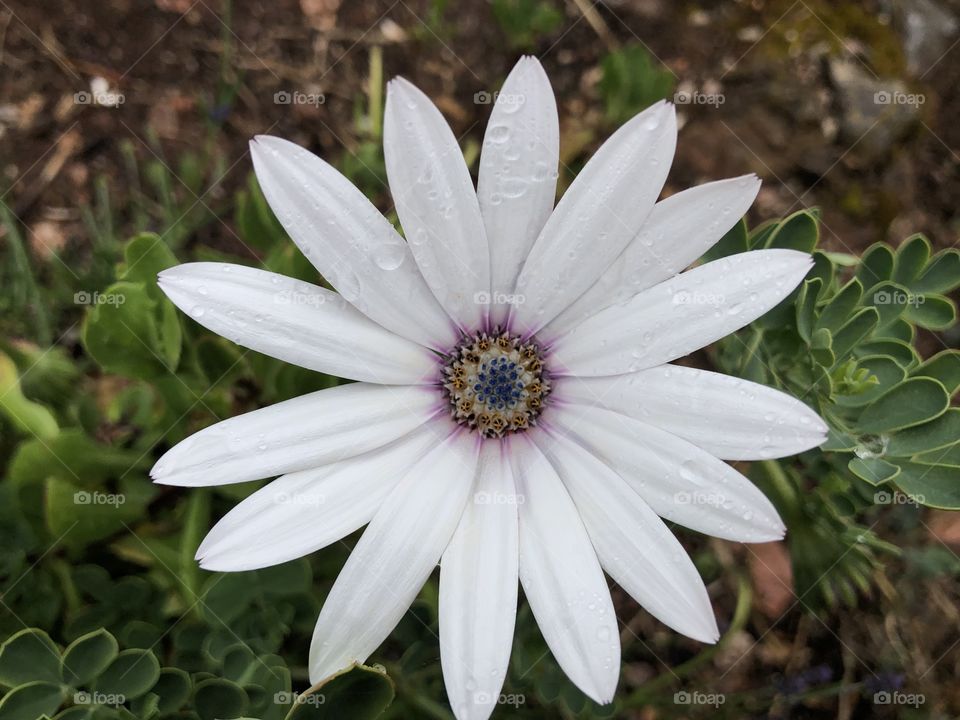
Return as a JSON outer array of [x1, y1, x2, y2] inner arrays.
[[442, 331, 549, 438], [475, 357, 524, 410]]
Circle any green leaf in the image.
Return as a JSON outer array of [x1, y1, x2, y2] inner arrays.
[[861, 280, 911, 328], [0, 629, 61, 687], [849, 457, 900, 485], [856, 243, 895, 290], [119, 233, 178, 301], [93, 649, 160, 700], [285, 664, 394, 720], [822, 428, 857, 451], [915, 443, 960, 467], [830, 307, 879, 362], [807, 250, 834, 290], [158, 300, 183, 370], [894, 462, 960, 509], [795, 278, 822, 343], [0, 351, 59, 441], [128, 692, 160, 719], [876, 318, 914, 343], [854, 339, 918, 368], [747, 220, 778, 249], [858, 378, 950, 434], [892, 233, 931, 285], [912, 350, 960, 396], [61, 629, 119, 686], [235, 174, 287, 252], [52, 707, 94, 720], [81, 281, 174, 380], [816, 278, 863, 333], [702, 218, 747, 262], [766, 210, 819, 252], [822, 251, 859, 267], [44, 476, 156, 551], [152, 669, 191, 715], [91, 234, 183, 370], [834, 355, 906, 408], [903, 293, 956, 330], [0, 681, 65, 720], [194, 679, 248, 720], [914, 248, 960, 294], [598, 44, 674, 125], [887, 409, 960, 457], [810, 327, 834, 367], [9, 430, 147, 488]]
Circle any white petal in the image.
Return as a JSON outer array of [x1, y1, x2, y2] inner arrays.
[[533, 428, 719, 644], [384, 78, 490, 331], [509, 101, 677, 336], [478, 56, 559, 328], [158, 263, 437, 385], [547, 175, 761, 335], [440, 442, 519, 720], [250, 135, 458, 350], [511, 435, 619, 704], [196, 426, 441, 571], [550, 249, 813, 376], [309, 431, 480, 682], [151, 383, 438, 487], [546, 403, 785, 543], [553, 366, 827, 460]]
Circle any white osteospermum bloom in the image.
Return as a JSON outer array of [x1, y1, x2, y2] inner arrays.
[[153, 57, 827, 718]]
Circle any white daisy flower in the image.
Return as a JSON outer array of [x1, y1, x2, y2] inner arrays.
[[152, 57, 827, 718]]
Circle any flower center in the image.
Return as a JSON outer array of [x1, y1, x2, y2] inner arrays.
[[442, 330, 550, 438]]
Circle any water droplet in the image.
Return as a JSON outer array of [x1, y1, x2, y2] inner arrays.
[[488, 124, 510, 144], [374, 241, 406, 270]]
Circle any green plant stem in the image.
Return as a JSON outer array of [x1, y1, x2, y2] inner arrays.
[[760, 460, 798, 512], [180, 489, 210, 618], [621, 574, 753, 708], [50, 558, 80, 614], [369, 45, 384, 140]]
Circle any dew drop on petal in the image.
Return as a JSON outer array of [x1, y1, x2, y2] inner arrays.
[[374, 241, 406, 271]]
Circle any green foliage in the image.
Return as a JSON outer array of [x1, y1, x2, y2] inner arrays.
[[710, 215, 960, 607], [491, 0, 564, 50], [599, 43, 675, 125], [0, 627, 389, 720]]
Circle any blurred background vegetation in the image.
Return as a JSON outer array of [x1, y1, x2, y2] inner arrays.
[[0, 0, 959, 718]]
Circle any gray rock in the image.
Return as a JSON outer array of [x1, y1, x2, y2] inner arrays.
[[897, 0, 959, 76], [828, 58, 922, 160]]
